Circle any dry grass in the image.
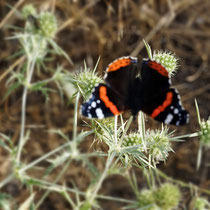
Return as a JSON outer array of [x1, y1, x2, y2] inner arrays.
[[0, 0, 210, 209]]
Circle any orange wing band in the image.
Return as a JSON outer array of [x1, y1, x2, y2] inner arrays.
[[99, 86, 121, 115], [107, 58, 131, 72], [148, 61, 169, 77], [150, 92, 173, 118]]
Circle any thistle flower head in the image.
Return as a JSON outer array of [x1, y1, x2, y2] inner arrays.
[[154, 183, 181, 210], [22, 4, 37, 19], [138, 189, 159, 210], [73, 68, 102, 100], [37, 12, 58, 38], [18, 33, 48, 60], [193, 197, 210, 210], [91, 118, 115, 139], [137, 183, 180, 210], [143, 40, 179, 77], [123, 133, 143, 147], [152, 50, 179, 77], [146, 128, 172, 162], [199, 118, 210, 147]]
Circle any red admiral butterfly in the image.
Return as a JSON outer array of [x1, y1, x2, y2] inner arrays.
[[81, 56, 189, 125]]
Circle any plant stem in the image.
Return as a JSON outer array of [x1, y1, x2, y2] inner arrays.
[[114, 115, 118, 145], [16, 53, 39, 163], [16, 86, 28, 163], [16, 57, 32, 163], [88, 152, 115, 204], [0, 174, 14, 189], [19, 131, 93, 173], [73, 93, 80, 140], [138, 111, 146, 151], [120, 116, 133, 145], [19, 175, 136, 204], [35, 158, 72, 209], [157, 169, 210, 196]]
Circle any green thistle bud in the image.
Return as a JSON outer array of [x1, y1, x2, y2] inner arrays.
[[37, 12, 57, 38], [123, 133, 142, 147], [154, 183, 181, 210], [22, 4, 37, 19], [92, 118, 115, 138], [146, 128, 172, 162], [73, 69, 103, 100], [153, 51, 179, 77], [32, 35, 48, 59], [80, 201, 92, 210], [193, 197, 210, 210], [199, 118, 210, 147], [18, 33, 48, 60], [138, 189, 159, 210]]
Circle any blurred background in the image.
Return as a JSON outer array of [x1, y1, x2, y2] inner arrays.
[[0, 0, 210, 209]]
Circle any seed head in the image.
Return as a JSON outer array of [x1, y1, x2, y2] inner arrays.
[[73, 69, 102, 100], [22, 4, 37, 19], [154, 183, 181, 210], [37, 12, 58, 38], [138, 189, 159, 210], [193, 197, 210, 210], [152, 51, 179, 77], [199, 118, 210, 147], [123, 133, 143, 147], [146, 128, 172, 162]]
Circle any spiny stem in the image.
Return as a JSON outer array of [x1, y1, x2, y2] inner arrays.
[[35, 158, 72, 209], [16, 51, 38, 163], [18, 175, 136, 204], [138, 111, 146, 151], [196, 144, 202, 171], [88, 152, 115, 204], [19, 131, 93, 173], [120, 116, 133, 144], [114, 115, 118, 145], [73, 93, 80, 140], [16, 57, 31, 163], [0, 174, 14, 189], [157, 169, 210, 196], [16, 86, 28, 163]]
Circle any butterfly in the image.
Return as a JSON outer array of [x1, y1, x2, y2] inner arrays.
[[81, 56, 189, 125]]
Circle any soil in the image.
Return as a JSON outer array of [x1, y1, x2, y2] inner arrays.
[[0, 0, 210, 209]]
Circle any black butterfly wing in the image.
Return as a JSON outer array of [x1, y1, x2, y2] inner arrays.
[[104, 56, 140, 107], [138, 59, 189, 125], [140, 88, 189, 125], [140, 59, 171, 93], [127, 59, 171, 116], [81, 83, 127, 118]]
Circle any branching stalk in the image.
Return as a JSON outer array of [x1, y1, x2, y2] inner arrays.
[[88, 152, 115, 205]]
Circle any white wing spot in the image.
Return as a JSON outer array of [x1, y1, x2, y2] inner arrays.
[[164, 114, 173, 124], [95, 108, 104, 119], [91, 101, 96, 108], [88, 113, 92, 118], [88, 106, 91, 109], [174, 108, 179, 114], [97, 100, 101, 104]]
